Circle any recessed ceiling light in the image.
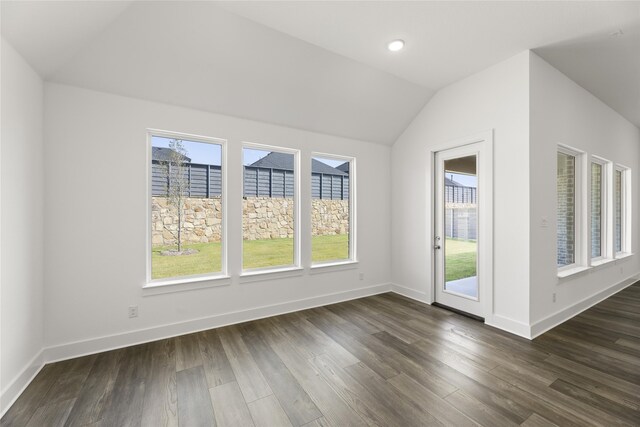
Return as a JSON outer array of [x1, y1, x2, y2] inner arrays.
[[387, 39, 405, 52]]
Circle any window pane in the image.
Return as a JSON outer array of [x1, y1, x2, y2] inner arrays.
[[591, 162, 602, 258], [311, 157, 351, 263], [615, 170, 623, 253], [557, 152, 576, 267], [243, 148, 295, 269], [444, 156, 478, 299], [151, 136, 223, 279]]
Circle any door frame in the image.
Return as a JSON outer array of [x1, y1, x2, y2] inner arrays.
[[429, 130, 494, 321]]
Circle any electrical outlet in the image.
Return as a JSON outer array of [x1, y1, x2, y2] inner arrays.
[[128, 306, 138, 318], [552, 293, 556, 303], [359, 273, 364, 281]]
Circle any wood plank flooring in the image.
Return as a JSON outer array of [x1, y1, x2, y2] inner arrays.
[[2, 282, 640, 427]]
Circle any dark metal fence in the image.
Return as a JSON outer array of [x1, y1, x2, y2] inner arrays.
[[311, 173, 349, 200], [445, 185, 476, 204], [152, 160, 349, 200], [152, 161, 222, 198]]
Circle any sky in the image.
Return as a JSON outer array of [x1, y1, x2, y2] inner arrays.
[[314, 157, 345, 168], [152, 136, 344, 169], [448, 172, 477, 188], [242, 149, 345, 168], [243, 148, 271, 166], [152, 136, 221, 165]]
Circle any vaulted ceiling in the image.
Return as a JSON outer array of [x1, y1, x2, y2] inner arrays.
[[2, 1, 639, 144]]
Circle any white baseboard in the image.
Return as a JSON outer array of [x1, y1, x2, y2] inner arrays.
[[2, 283, 391, 417], [390, 283, 431, 304], [389, 283, 533, 338], [530, 273, 640, 339], [485, 314, 532, 339], [1, 350, 45, 418], [5, 275, 636, 418], [44, 282, 392, 363]]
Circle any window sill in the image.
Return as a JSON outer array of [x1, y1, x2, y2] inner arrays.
[[557, 266, 591, 279], [239, 266, 304, 284], [143, 274, 231, 296], [590, 258, 615, 268], [615, 252, 634, 260], [310, 260, 359, 274]]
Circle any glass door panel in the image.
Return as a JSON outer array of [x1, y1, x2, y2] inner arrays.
[[443, 156, 478, 299]]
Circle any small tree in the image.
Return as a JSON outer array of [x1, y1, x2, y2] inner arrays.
[[161, 139, 190, 252]]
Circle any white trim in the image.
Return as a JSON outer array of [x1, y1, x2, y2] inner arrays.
[[145, 273, 230, 288], [42, 283, 392, 363], [142, 275, 231, 296], [578, 151, 589, 268], [557, 265, 591, 279], [442, 286, 479, 301], [590, 258, 615, 268], [0, 350, 45, 418], [485, 314, 532, 339], [4, 283, 391, 416], [556, 143, 583, 157], [431, 129, 493, 319], [241, 142, 301, 271], [530, 273, 640, 338], [557, 263, 580, 274], [239, 266, 304, 283], [614, 167, 624, 256], [391, 283, 432, 304], [310, 152, 357, 265], [309, 260, 359, 274], [615, 252, 633, 260], [613, 165, 632, 256], [588, 156, 610, 263], [389, 283, 531, 338], [8, 274, 638, 418], [145, 129, 228, 285], [556, 144, 586, 271]]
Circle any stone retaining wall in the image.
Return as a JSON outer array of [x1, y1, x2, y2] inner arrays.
[[311, 199, 350, 236], [152, 197, 222, 247], [242, 197, 294, 240], [152, 196, 349, 247]]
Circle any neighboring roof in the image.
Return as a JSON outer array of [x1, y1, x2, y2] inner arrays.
[[250, 152, 347, 175], [445, 177, 464, 187], [152, 147, 191, 163], [336, 162, 349, 173]]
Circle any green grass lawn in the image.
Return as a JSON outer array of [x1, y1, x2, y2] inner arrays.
[[242, 237, 294, 270], [152, 234, 349, 279], [445, 238, 477, 282], [312, 234, 349, 263], [152, 242, 222, 279]]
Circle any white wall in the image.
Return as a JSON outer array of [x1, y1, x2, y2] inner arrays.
[[529, 53, 640, 335], [43, 83, 391, 358], [4, 46, 636, 419], [391, 51, 531, 336], [0, 38, 45, 413]]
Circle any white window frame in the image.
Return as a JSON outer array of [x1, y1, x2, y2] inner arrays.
[[310, 153, 357, 267], [614, 164, 632, 257], [240, 142, 301, 275], [589, 156, 610, 264], [144, 129, 229, 289], [557, 144, 586, 275]]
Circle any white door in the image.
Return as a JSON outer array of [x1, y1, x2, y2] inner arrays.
[[434, 143, 484, 318]]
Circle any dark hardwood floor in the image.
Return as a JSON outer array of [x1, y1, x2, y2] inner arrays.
[[3, 282, 640, 427]]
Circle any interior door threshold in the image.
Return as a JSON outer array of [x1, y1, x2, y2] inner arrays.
[[432, 302, 484, 322]]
